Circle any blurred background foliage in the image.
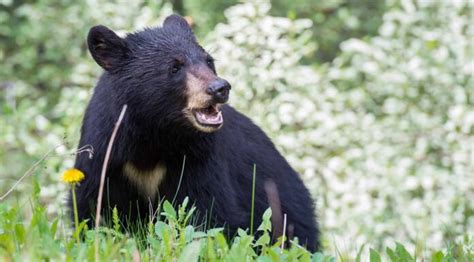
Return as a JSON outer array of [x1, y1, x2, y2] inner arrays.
[[0, 0, 472, 257]]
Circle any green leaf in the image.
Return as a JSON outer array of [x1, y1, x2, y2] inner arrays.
[[193, 231, 207, 239], [207, 227, 224, 237], [312, 252, 325, 262], [257, 208, 272, 232], [178, 197, 190, 224], [181, 197, 189, 210], [184, 206, 196, 225], [178, 240, 202, 262], [266, 247, 280, 262], [262, 208, 272, 222], [369, 248, 381, 262], [255, 232, 270, 247], [395, 242, 413, 261], [162, 201, 176, 220], [215, 233, 228, 251], [14, 223, 26, 243], [50, 218, 59, 236], [256, 255, 272, 262], [237, 228, 248, 237], [184, 225, 195, 243], [355, 244, 365, 262], [154, 221, 169, 239], [206, 237, 216, 261], [431, 251, 445, 262], [386, 247, 397, 261]]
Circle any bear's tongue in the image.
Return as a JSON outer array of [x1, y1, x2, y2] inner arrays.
[[195, 106, 223, 126]]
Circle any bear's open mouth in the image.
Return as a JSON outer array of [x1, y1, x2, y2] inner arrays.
[[193, 104, 223, 126]]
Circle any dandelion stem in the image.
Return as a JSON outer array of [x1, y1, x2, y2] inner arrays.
[[72, 184, 80, 245]]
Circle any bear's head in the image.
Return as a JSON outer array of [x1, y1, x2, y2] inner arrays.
[[87, 15, 231, 133]]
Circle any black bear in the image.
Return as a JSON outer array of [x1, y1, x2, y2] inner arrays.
[[72, 14, 319, 251]]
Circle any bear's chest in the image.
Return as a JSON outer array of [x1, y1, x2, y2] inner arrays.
[[123, 162, 166, 198]]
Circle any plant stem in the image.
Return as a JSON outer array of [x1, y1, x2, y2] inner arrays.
[[172, 155, 186, 205], [250, 164, 256, 236], [72, 184, 80, 245], [95, 104, 127, 261]]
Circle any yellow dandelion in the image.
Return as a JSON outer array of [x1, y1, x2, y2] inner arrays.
[[62, 168, 85, 244], [61, 168, 85, 184]]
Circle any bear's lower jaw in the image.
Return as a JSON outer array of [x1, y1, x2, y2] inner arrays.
[[191, 118, 223, 133], [194, 108, 223, 126], [192, 107, 223, 133], [183, 105, 224, 133], [194, 122, 223, 133]]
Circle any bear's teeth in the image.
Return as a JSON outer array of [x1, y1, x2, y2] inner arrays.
[[196, 110, 222, 125]]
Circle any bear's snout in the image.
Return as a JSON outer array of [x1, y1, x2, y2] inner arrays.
[[206, 78, 231, 103], [183, 65, 229, 132]]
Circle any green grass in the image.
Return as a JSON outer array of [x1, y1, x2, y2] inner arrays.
[[0, 179, 472, 261]]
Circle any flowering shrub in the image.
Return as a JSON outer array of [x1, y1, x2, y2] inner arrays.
[[207, 0, 473, 254]]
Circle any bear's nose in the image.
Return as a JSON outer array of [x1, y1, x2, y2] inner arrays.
[[207, 78, 231, 103]]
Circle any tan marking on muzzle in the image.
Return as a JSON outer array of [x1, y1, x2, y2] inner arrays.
[[183, 65, 223, 133], [185, 71, 211, 109]]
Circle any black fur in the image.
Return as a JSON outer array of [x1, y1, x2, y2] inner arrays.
[[72, 15, 320, 251]]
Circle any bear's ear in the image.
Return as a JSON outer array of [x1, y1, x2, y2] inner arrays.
[[163, 14, 194, 37], [87, 25, 129, 71]]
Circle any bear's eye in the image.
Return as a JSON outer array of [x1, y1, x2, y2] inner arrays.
[[171, 61, 183, 74], [206, 57, 214, 68], [206, 57, 216, 73]]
